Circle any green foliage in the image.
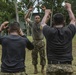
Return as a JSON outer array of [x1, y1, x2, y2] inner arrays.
[[0, 0, 15, 23], [0, 0, 76, 25], [42, 0, 76, 25]]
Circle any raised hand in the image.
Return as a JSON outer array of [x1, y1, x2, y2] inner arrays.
[[28, 6, 33, 12], [65, 3, 71, 10], [0, 21, 9, 31], [41, 5, 46, 11], [45, 9, 51, 15], [19, 28, 24, 36]]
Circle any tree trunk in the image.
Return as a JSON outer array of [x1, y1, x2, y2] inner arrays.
[[14, 0, 19, 23]]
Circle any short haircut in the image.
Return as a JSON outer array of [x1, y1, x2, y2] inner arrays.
[[35, 15, 41, 18], [9, 22, 20, 33], [53, 13, 64, 25]]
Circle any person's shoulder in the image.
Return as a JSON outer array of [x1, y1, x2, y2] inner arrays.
[[43, 25, 56, 30], [63, 24, 75, 28], [65, 24, 76, 30], [43, 25, 50, 29], [2, 35, 9, 38], [20, 35, 27, 40], [29, 20, 34, 24], [1, 35, 10, 41], [67, 24, 76, 27], [43, 25, 56, 36], [63, 24, 76, 33]]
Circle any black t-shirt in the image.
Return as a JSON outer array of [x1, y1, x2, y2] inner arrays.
[[43, 24, 76, 63], [0, 35, 34, 73]]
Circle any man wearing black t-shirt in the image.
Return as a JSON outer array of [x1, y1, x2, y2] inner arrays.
[[0, 21, 34, 75], [41, 3, 76, 75]]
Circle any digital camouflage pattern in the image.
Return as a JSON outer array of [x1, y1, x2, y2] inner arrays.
[[1, 72, 28, 75], [46, 64, 73, 75], [32, 40, 46, 66]]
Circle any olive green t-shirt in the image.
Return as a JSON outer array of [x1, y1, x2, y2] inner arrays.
[[29, 21, 44, 40]]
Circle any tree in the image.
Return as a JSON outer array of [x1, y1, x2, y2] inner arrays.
[[0, 0, 15, 23], [0, 0, 75, 34], [13, 0, 19, 22], [41, 0, 76, 25]]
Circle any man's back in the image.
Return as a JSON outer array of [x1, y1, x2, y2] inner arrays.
[[1, 35, 30, 72], [41, 2, 76, 75], [0, 21, 34, 75], [43, 24, 76, 62]]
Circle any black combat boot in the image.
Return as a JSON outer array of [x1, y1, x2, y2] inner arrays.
[[34, 65, 38, 74], [41, 65, 45, 73]]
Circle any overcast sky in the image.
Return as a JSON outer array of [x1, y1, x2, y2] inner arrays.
[[17, 0, 41, 13], [33, 0, 42, 13]]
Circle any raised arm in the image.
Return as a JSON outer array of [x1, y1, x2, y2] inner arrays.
[[0, 21, 9, 44], [41, 9, 51, 28], [24, 7, 33, 23], [0, 21, 9, 32], [65, 3, 75, 25]]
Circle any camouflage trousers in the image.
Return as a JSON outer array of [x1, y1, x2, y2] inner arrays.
[[46, 64, 73, 75], [0, 72, 28, 75], [32, 40, 46, 66]]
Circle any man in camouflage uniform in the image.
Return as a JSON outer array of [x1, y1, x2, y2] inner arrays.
[[1, 72, 27, 75], [25, 7, 46, 74], [41, 2, 76, 75]]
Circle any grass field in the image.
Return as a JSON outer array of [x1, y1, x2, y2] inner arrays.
[[0, 36, 76, 75]]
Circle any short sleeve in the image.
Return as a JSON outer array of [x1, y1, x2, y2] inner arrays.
[[22, 35, 34, 50], [67, 24, 76, 38], [29, 21, 33, 27], [43, 25, 54, 38]]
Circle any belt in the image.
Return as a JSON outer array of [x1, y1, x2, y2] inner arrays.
[[48, 61, 72, 64]]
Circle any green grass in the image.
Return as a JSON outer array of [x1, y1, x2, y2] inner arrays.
[[72, 35, 76, 75], [0, 35, 76, 75]]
